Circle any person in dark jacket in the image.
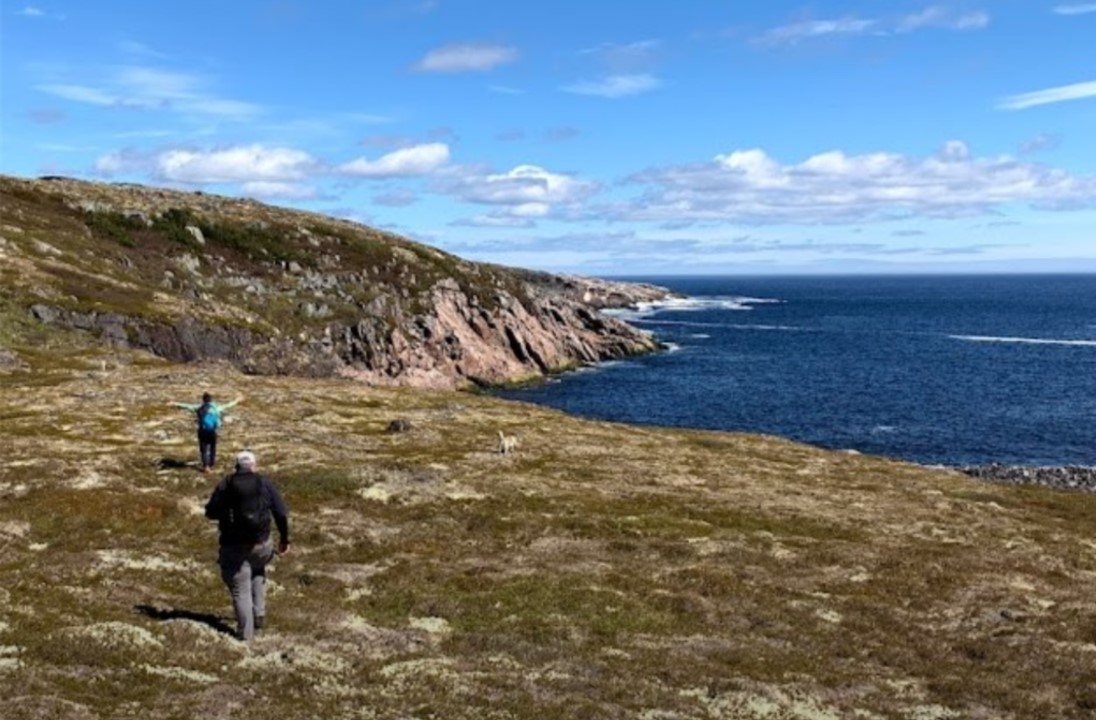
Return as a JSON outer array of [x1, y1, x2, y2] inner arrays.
[[204, 450, 290, 641]]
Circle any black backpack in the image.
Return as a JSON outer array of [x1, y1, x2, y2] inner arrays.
[[225, 473, 269, 542]]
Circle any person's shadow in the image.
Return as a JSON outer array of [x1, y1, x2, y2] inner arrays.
[[155, 457, 194, 470], [134, 604, 236, 637]]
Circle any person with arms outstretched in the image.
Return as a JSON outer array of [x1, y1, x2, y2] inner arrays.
[[204, 450, 290, 641], [172, 392, 241, 473]]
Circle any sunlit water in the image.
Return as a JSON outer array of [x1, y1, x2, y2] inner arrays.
[[498, 275, 1096, 466]]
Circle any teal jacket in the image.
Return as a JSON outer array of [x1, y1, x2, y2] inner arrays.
[[174, 398, 240, 431]]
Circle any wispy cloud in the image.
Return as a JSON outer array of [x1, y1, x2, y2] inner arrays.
[[36, 65, 260, 118], [758, 6, 988, 45], [1053, 3, 1096, 15], [896, 6, 989, 31], [1019, 133, 1061, 154], [338, 143, 451, 177], [759, 17, 877, 45], [450, 215, 537, 228], [998, 80, 1096, 110], [598, 141, 1096, 224], [18, 5, 65, 20], [412, 43, 518, 72], [38, 84, 118, 105], [563, 74, 661, 98]]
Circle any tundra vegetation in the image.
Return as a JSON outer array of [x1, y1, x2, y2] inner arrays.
[[1, 177, 1096, 719]]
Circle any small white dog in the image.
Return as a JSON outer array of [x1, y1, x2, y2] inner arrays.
[[497, 430, 519, 455]]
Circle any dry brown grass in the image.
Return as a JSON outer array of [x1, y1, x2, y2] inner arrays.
[[1, 342, 1096, 719]]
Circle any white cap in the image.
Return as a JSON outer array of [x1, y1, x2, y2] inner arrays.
[[235, 450, 256, 469]]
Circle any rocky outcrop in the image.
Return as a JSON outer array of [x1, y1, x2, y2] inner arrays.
[[333, 277, 657, 388], [3, 175, 666, 388]]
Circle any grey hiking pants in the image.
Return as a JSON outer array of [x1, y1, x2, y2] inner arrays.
[[218, 539, 275, 641]]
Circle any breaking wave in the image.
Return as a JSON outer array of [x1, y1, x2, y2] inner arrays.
[[604, 295, 783, 322], [949, 335, 1096, 348]]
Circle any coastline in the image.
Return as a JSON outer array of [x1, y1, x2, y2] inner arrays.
[[953, 464, 1096, 493]]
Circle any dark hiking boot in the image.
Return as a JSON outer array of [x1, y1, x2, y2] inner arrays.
[[255, 616, 265, 633]]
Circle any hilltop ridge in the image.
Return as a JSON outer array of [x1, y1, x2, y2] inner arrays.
[[0, 175, 666, 388]]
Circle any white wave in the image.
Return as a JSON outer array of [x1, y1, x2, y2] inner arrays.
[[664, 342, 683, 353], [949, 334, 1096, 347], [628, 319, 803, 332], [871, 425, 896, 434], [728, 324, 802, 332], [604, 294, 784, 321], [688, 333, 710, 339]]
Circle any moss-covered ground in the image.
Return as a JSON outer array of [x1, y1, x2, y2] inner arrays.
[[2, 342, 1096, 719]]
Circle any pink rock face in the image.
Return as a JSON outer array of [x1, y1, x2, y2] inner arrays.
[[335, 278, 662, 389]]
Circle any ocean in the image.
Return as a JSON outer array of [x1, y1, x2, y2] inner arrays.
[[498, 275, 1096, 467]]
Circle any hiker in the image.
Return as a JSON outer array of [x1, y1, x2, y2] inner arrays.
[[172, 392, 241, 473], [204, 450, 290, 641]]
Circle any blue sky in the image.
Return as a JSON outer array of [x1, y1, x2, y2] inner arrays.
[[2, 1, 1095, 275]]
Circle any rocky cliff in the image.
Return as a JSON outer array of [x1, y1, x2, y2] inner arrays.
[[0, 175, 667, 388]]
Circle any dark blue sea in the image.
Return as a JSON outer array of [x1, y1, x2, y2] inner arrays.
[[499, 275, 1096, 466]]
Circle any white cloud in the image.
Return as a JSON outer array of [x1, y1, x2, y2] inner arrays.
[[759, 17, 877, 44], [450, 214, 537, 228], [93, 149, 149, 176], [1053, 3, 1096, 15], [1019, 133, 1060, 155], [438, 164, 599, 226], [152, 145, 317, 183], [759, 6, 988, 44], [19, 6, 45, 16], [412, 43, 518, 72], [439, 164, 598, 207], [604, 141, 1096, 224], [488, 84, 525, 95], [897, 6, 989, 31], [563, 74, 661, 98], [38, 84, 119, 106], [36, 66, 260, 119], [998, 80, 1096, 110], [338, 143, 450, 177]]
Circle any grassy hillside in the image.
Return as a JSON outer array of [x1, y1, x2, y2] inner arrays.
[[0, 175, 660, 387], [2, 338, 1096, 719]]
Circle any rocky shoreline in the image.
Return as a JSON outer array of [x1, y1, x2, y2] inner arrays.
[[954, 464, 1096, 492]]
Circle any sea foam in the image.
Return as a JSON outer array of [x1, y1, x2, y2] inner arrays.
[[949, 335, 1096, 348], [604, 295, 783, 322]]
